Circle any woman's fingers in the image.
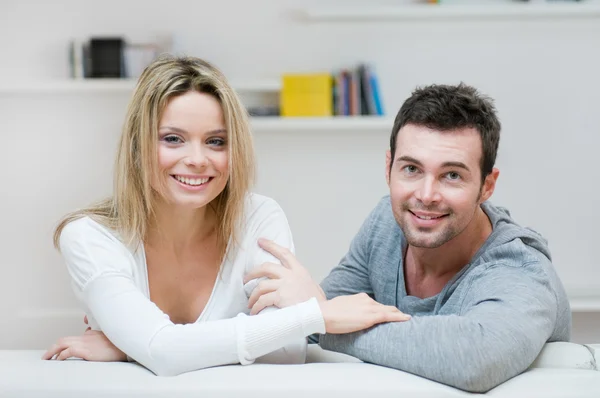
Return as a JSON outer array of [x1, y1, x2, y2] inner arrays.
[[41, 343, 64, 360], [56, 347, 75, 361], [321, 293, 412, 334], [41, 337, 79, 360]]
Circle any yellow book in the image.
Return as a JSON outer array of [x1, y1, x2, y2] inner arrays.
[[281, 73, 333, 117]]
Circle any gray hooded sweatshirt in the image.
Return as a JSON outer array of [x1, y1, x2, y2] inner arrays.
[[317, 196, 571, 393]]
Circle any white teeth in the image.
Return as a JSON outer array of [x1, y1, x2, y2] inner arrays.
[[175, 176, 209, 186], [417, 215, 441, 220]]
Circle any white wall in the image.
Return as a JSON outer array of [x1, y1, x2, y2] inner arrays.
[[1, 0, 599, 348]]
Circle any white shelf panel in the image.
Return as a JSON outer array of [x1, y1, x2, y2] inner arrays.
[[0, 78, 281, 94], [250, 116, 393, 132], [303, 3, 600, 21], [570, 296, 600, 312]]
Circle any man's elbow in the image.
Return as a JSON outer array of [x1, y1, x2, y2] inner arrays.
[[446, 360, 517, 393]]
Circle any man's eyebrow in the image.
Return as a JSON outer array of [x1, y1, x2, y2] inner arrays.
[[440, 161, 470, 171], [396, 156, 470, 172], [395, 156, 423, 166], [159, 126, 227, 135]]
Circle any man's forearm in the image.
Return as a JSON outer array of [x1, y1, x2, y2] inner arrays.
[[318, 314, 552, 393]]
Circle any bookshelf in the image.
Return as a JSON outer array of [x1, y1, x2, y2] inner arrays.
[[251, 116, 392, 132], [302, 3, 600, 21], [0, 79, 391, 131], [0, 78, 280, 94]]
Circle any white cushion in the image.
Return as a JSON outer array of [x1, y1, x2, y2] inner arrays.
[[488, 368, 600, 398], [0, 349, 468, 398], [1, 344, 600, 398], [529, 342, 597, 370]]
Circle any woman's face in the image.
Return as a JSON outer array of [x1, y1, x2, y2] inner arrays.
[[152, 91, 229, 210]]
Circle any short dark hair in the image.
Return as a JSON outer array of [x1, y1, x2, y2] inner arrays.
[[390, 83, 501, 182]]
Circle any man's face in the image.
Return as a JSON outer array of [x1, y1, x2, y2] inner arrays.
[[386, 124, 498, 248]]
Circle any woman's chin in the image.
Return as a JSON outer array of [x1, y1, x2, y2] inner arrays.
[[170, 198, 213, 210]]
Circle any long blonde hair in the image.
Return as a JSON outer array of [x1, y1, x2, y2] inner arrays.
[[53, 55, 255, 262]]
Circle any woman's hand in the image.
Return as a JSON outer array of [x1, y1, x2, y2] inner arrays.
[[41, 328, 127, 362], [319, 293, 411, 334]]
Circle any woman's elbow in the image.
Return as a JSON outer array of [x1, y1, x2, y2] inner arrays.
[[139, 352, 182, 377], [280, 338, 308, 364], [255, 338, 307, 364]]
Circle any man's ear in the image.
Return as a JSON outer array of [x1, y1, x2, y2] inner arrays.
[[385, 150, 392, 185], [480, 167, 500, 203]]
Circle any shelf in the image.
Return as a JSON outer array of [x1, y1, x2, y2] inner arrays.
[[250, 116, 393, 132], [302, 3, 600, 21], [0, 78, 281, 94], [569, 296, 600, 312], [0, 80, 390, 131]]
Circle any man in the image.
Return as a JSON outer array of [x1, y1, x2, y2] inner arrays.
[[244, 83, 571, 393]]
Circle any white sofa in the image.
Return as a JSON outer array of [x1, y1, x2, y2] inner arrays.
[[1, 343, 599, 398]]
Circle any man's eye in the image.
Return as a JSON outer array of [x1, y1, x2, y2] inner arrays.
[[404, 165, 418, 174], [446, 172, 461, 180]]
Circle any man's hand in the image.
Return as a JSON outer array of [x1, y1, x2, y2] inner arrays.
[[320, 293, 411, 334], [244, 238, 326, 315]]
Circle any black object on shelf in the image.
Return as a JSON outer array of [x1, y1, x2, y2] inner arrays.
[[89, 38, 124, 78]]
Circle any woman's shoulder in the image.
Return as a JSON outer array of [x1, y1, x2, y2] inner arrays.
[[242, 193, 286, 226], [59, 216, 140, 291], [59, 216, 138, 268], [60, 216, 123, 248]]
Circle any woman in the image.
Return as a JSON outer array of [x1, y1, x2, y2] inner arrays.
[[42, 56, 405, 376]]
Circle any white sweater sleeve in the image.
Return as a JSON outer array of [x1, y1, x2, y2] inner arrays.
[[59, 218, 325, 376], [242, 196, 308, 364]]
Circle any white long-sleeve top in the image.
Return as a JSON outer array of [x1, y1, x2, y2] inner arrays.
[[59, 193, 325, 376]]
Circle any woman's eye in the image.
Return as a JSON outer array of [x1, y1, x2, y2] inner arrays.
[[207, 138, 226, 146], [163, 135, 182, 144]]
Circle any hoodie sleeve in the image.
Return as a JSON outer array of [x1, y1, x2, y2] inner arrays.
[[318, 262, 558, 393]]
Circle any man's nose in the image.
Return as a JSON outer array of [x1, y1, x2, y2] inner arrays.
[[414, 176, 441, 205]]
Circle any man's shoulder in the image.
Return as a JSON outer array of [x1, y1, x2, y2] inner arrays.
[[364, 196, 403, 241], [367, 195, 396, 228], [479, 239, 550, 269], [357, 195, 404, 260]]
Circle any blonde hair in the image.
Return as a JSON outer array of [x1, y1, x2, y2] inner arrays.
[[53, 55, 255, 262]]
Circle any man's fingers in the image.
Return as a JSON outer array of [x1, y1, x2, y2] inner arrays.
[[248, 279, 280, 309], [250, 291, 278, 315], [244, 263, 286, 284], [258, 239, 296, 268]]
